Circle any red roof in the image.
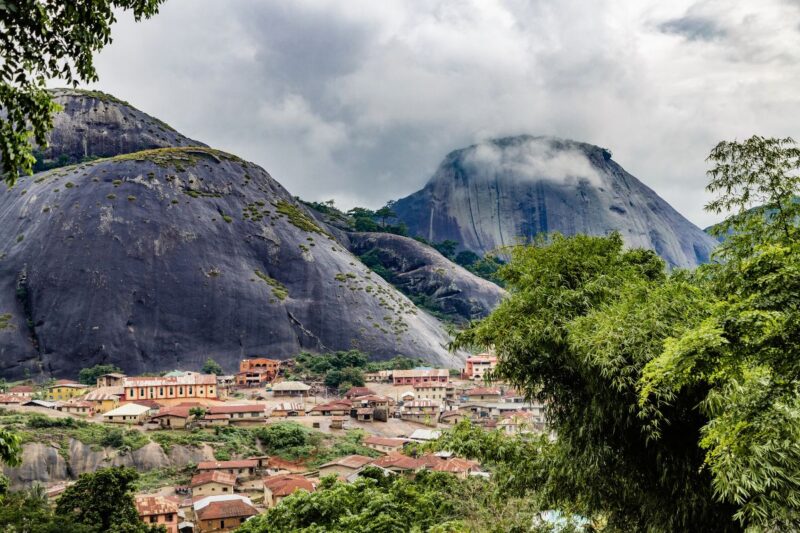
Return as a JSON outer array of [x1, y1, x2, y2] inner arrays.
[[0, 395, 23, 403], [207, 404, 266, 415], [55, 379, 80, 385], [9, 385, 34, 393], [263, 474, 316, 497], [466, 387, 501, 396], [432, 457, 480, 473], [196, 499, 258, 521], [197, 460, 257, 470], [309, 400, 351, 412], [135, 495, 178, 516], [190, 470, 236, 487], [344, 386, 375, 398], [371, 453, 425, 470]]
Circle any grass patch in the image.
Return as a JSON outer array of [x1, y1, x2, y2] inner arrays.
[[0, 314, 12, 330], [254, 270, 289, 301], [275, 200, 329, 236]]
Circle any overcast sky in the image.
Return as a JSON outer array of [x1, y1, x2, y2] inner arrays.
[[83, 0, 800, 228]]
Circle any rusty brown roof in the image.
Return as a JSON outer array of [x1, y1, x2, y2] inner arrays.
[[319, 454, 374, 470], [263, 474, 316, 497], [135, 494, 178, 516], [196, 499, 258, 521], [190, 470, 236, 487], [197, 460, 257, 470]]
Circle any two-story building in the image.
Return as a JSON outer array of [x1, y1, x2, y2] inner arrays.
[[392, 369, 449, 386], [463, 354, 498, 381], [122, 374, 219, 402], [46, 380, 88, 401], [134, 495, 179, 533], [235, 358, 281, 387], [414, 383, 455, 403]]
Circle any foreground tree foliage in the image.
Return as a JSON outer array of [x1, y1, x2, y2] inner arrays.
[[0, 467, 163, 532], [0, 0, 164, 184], [236, 468, 555, 533], [452, 135, 800, 531]]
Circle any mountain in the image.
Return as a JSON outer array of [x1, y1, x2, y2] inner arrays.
[[346, 232, 506, 323], [393, 135, 718, 268], [34, 89, 204, 169], [0, 92, 465, 378]]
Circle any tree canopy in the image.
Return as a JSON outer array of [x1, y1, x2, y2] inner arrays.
[[451, 135, 800, 531], [201, 357, 224, 375], [77, 364, 123, 385], [0, 0, 164, 184]]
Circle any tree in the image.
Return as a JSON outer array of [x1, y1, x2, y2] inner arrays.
[[0, 485, 95, 533], [640, 136, 800, 529], [453, 233, 739, 531], [189, 407, 207, 420], [433, 239, 459, 259], [201, 357, 223, 375], [78, 364, 123, 385], [0, 0, 165, 185], [55, 466, 164, 532], [375, 201, 397, 228]]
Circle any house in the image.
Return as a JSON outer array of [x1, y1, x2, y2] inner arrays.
[[351, 395, 391, 409], [237, 358, 281, 385], [400, 391, 415, 403], [414, 383, 455, 403], [408, 429, 442, 443], [197, 460, 258, 477], [439, 410, 472, 425], [271, 381, 311, 397], [57, 400, 94, 416], [463, 354, 498, 380], [502, 389, 525, 403], [370, 453, 426, 474], [318, 455, 374, 480], [392, 368, 449, 386], [46, 380, 88, 401], [135, 494, 179, 533], [262, 474, 316, 507], [191, 471, 237, 497], [83, 386, 124, 414], [308, 400, 351, 416], [102, 403, 151, 424], [363, 436, 407, 454], [431, 457, 482, 479], [364, 370, 391, 383], [343, 386, 375, 399], [464, 387, 502, 402], [330, 415, 347, 430], [122, 374, 219, 402], [8, 385, 34, 397], [207, 404, 267, 425], [21, 399, 56, 409], [270, 403, 305, 417], [498, 411, 542, 435], [198, 413, 230, 427], [354, 407, 374, 421], [151, 405, 194, 429], [193, 495, 258, 533], [96, 373, 126, 388], [0, 395, 23, 406]]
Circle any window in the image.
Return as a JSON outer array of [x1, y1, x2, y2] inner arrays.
[[159, 388, 164, 395], [179, 387, 183, 395], [166, 514, 174, 522], [222, 487, 229, 492], [150, 516, 157, 523], [220, 520, 225, 528]]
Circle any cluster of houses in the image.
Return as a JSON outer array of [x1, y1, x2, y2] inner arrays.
[[130, 436, 483, 533]]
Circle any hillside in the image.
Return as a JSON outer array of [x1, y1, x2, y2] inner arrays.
[[0, 93, 465, 378], [393, 135, 719, 268]]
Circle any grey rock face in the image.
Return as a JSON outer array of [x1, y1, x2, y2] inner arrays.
[[35, 89, 204, 167], [0, 147, 463, 379], [393, 136, 718, 268], [348, 232, 506, 323]]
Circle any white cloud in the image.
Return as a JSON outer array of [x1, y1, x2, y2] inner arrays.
[[79, 0, 800, 227]]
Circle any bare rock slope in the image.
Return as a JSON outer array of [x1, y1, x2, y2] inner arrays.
[[393, 136, 718, 268], [348, 232, 505, 323], [0, 94, 464, 378]]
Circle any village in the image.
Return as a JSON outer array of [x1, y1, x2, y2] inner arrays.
[[0, 354, 546, 533]]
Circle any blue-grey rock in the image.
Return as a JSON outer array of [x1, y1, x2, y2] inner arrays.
[[393, 136, 718, 268]]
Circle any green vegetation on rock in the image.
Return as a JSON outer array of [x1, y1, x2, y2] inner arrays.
[[254, 270, 289, 301]]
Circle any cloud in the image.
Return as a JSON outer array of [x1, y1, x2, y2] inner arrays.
[[462, 138, 603, 187], [80, 0, 800, 228]]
